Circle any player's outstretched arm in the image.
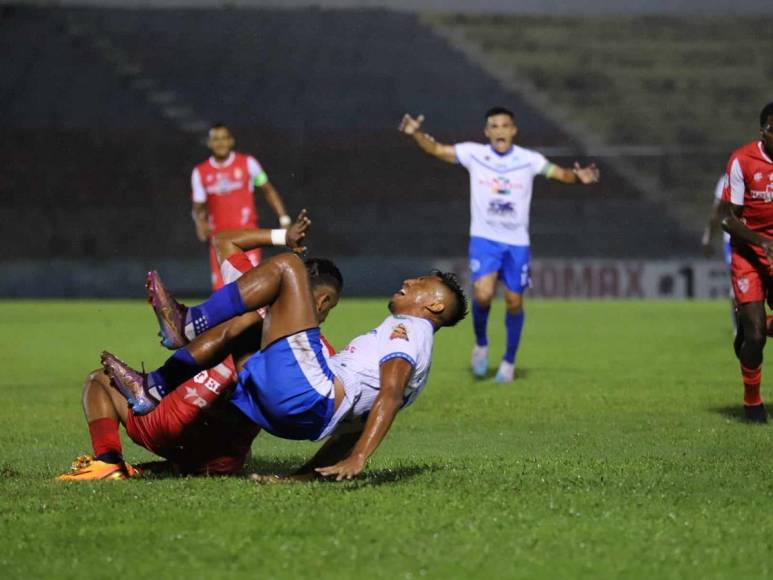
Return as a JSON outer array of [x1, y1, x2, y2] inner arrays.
[[315, 358, 413, 481], [213, 210, 311, 264], [546, 162, 600, 184], [399, 113, 457, 164], [257, 181, 291, 227], [719, 200, 773, 264]]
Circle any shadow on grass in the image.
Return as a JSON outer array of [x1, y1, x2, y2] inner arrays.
[[710, 405, 752, 423], [472, 367, 531, 381]]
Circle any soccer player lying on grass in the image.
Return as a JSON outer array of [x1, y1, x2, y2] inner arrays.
[[58, 215, 341, 480], [101, 253, 468, 480]]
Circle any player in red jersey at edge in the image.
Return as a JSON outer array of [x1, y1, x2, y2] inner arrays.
[[58, 214, 343, 480], [719, 101, 773, 423], [192, 123, 291, 290]]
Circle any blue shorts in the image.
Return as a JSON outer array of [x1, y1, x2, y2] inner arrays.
[[724, 239, 732, 268], [468, 236, 530, 293], [230, 328, 336, 441]]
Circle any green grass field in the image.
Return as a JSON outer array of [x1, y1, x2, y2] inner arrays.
[[1, 298, 771, 579]]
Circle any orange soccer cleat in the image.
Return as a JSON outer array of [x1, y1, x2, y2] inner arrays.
[[56, 454, 138, 481]]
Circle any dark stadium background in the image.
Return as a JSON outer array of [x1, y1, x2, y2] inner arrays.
[[1, 0, 770, 297]]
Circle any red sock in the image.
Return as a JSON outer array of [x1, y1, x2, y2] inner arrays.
[[741, 364, 763, 406], [88, 418, 122, 458]]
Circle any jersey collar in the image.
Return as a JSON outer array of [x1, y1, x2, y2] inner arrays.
[[209, 151, 236, 168], [758, 141, 773, 164], [488, 144, 514, 158]]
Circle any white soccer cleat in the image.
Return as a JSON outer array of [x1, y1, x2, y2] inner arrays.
[[471, 345, 488, 378], [494, 360, 515, 383]]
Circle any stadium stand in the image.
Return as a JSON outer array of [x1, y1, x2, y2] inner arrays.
[[1, 6, 701, 294]]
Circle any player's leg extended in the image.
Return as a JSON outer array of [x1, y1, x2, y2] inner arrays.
[[469, 237, 504, 378], [58, 370, 136, 480], [737, 301, 767, 422], [496, 245, 530, 383]]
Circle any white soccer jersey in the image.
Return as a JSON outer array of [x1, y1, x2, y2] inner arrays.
[[320, 314, 435, 439], [454, 142, 549, 246], [714, 174, 731, 244]]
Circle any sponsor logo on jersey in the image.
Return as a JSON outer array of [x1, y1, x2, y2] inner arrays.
[[184, 385, 208, 408], [738, 277, 750, 294], [488, 199, 515, 216], [206, 173, 245, 196], [390, 323, 409, 341], [749, 188, 773, 202]]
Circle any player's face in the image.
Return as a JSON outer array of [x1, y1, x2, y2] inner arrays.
[[484, 114, 517, 153], [313, 286, 340, 324], [761, 115, 773, 154], [389, 276, 447, 318], [207, 128, 235, 160]]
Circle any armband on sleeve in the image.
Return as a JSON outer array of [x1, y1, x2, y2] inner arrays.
[[253, 171, 268, 188], [542, 163, 558, 179]]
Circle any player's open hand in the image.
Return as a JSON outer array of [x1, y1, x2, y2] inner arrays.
[[399, 113, 425, 136], [286, 209, 311, 253], [195, 220, 211, 242], [315, 454, 366, 481], [574, 162, 600, 184]]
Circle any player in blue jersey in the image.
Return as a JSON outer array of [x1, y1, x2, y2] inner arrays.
[[399, 107, 600, 382]]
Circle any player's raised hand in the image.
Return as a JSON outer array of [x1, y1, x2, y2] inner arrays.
[[286, 209, 311, 254], [399, 113, 425, 135], [315, 454, 366, 481], [574, 162, 601, 184]]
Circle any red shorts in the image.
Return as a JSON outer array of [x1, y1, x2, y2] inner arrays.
[[730, 245, 773, 306], [125, 361, 259, 475], [210, 243, 260, 290]]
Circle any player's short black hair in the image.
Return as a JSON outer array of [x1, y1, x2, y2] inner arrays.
[[431, 270, 468, 327], [760, 102, 773, 128], [485, 106, 515, 122], [209, 122, 231, 134], [305, 258, 343, 295]]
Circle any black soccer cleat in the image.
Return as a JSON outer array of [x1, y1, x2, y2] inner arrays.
[[743, 403, 768, 424]]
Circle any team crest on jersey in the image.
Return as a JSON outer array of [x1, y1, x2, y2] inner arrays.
[[754, 172, 763, 182], [234, 167, 243, 179], [390, 323, 409, 341], [738, 277, 750, 294]]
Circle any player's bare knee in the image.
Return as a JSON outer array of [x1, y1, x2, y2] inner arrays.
[[504, 294, 523, 314]]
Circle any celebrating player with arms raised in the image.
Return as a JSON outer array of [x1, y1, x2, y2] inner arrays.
[[719, 102, 773, 423], [192, 123, 291, 290], [399, 108, 599, 382]]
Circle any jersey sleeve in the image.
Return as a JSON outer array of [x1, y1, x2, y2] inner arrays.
[[714, 175, 727, 201], [454, 142, 477, 169], [376, 317, 426, 368], [191, 167, 206, 203], [529, 150, 549, 176], [247, 156, 268, 187], [725, 156, 745, 205]]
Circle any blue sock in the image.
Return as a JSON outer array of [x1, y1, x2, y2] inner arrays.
[[472, 301, 490, 347], [148, 348, 201, 398], [184, 281, 247, 338], [504, 310, 525, 364]]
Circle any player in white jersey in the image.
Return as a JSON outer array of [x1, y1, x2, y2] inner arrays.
[[399, 107, 600, 382], [102, 253, 468, 481]]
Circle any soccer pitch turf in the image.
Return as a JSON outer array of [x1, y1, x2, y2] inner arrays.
[[1, 298, 771, 579]]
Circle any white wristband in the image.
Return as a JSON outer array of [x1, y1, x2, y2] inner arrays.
[[279, 215, 292, 227], [271, 229, 287, 246]]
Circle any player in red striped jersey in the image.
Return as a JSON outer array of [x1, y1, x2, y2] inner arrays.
[[719, 102, 773, 423], [192, 123, 291, 290]]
